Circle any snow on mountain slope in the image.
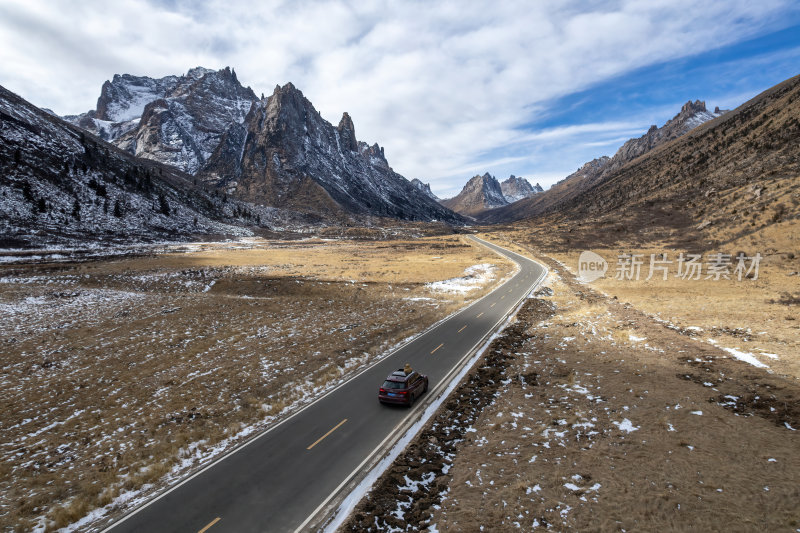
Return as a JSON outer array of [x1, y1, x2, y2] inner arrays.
[[65, 67, 258, 175], [411, 179, 439, 201], [500, 175, 543, 203], [0, 84, 313, 248]]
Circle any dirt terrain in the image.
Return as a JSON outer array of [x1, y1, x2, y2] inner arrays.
[[342, 240, 800, 532], [0, 235, 514, 531]]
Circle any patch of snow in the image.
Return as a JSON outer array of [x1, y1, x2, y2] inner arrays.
[[717, 345, 768, 368], [425, 264, 496, 294], [612, 418, 639, 433]]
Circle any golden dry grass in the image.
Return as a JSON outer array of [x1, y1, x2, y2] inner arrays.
[[430, 247, 800, 532], [489, 204, 799, 378], [0, 235, 513, 531], [541, 236, 799, 377]]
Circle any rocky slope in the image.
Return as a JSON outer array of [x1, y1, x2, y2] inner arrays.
[[199, 83, 463, 223], [482, 100, 728, 223], [440, 173, 508, 217], [65, 67, 257, 175], [411, 178, 439, 201], [500, 175, 543, 203], [0, 84, 306, 248], [602, 100, 726, 177]]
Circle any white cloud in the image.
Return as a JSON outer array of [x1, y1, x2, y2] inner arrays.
[[0, 0, 795, 195]]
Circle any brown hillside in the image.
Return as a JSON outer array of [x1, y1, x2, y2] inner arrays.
[[490, 74, 800, 250]]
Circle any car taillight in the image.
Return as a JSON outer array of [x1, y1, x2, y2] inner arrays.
[[399, 390, 408, 394], [379, 388, 386, 394]]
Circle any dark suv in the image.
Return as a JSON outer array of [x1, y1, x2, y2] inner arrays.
[[378, 368, 429, 406]]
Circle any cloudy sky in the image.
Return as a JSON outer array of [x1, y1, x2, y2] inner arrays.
[[1, 1, 799, 197]]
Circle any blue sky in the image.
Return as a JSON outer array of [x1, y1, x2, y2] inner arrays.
[[485, 22, 800, 189], [0, 1, 798, 196]]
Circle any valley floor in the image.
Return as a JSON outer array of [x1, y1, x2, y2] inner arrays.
[[342, 237, 800, 532], [0, 235, 514, 532]]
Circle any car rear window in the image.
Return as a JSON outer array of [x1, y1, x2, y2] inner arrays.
[[382, 380, 404, 389]]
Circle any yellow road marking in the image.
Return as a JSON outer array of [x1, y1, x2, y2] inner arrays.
[[431, 343, 444, 354], [490, 302, 496, 307], [307, 419, 348, 450], [476, 312, 484, 318], [458, 325, 467, 333], [500, 295, 505, 300], [198, 518, 221, 533]]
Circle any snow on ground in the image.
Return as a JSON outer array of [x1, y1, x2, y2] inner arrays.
[[425, 264, 496, 294], [717, 345, 770, 369]]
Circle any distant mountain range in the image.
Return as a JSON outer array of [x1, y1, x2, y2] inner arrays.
[[441, 173, 542, 217], [4, 64, 797, 247]]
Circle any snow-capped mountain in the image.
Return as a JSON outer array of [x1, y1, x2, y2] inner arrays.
[[500, 175, 543, 203], [200, 82, 463, 223], [440, 173, 508, 216], [65, 67, 258, 174], [411, 179, 439, 201], [0, 84, 308, 247]]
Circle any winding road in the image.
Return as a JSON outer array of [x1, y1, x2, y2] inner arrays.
[[104, 236, 546, 533]]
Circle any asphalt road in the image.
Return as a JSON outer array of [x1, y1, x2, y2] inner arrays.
[[105, 236, 546, 533]]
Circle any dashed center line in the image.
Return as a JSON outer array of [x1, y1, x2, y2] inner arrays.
[[307, 419, 348, 450], [490, 302, 496, 307], [431, 343, 444, 354], [458, 325, 467, 333], [476, 312, 484, 318], [198, 517, 221, 533]]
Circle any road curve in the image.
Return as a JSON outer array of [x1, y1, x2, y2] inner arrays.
[[104, 236, 546, 533]]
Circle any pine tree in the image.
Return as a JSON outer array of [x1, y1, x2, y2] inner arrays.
[[71, 199, 81, 221], [113, 199, 123, 218]]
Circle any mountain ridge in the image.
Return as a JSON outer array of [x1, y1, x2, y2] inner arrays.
[[482, 74, 800, 239], [480, 99, 730, 223], [199, 82, 463, 223], [64, 69, 462, 224]]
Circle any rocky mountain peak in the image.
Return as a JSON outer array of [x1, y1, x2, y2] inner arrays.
[[601, 99, 726, 177], [65, 67, 258, 175], [440, 172, 507, 216], [500, 175, 543, 203], [338, 112, 358, 152], [680, 99, 707, 115], [200, 80, 462, 223], [63, 70, 462, 223], [411, 179, 439, 201], [187, 66, 216, 80]]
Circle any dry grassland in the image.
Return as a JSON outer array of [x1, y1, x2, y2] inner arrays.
[[489, 215, 799, 378], [0, 235, 513, 531], [430, 253, 800, 531]]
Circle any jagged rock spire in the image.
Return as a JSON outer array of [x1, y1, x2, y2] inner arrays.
[[338, 112, 357, 152]]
